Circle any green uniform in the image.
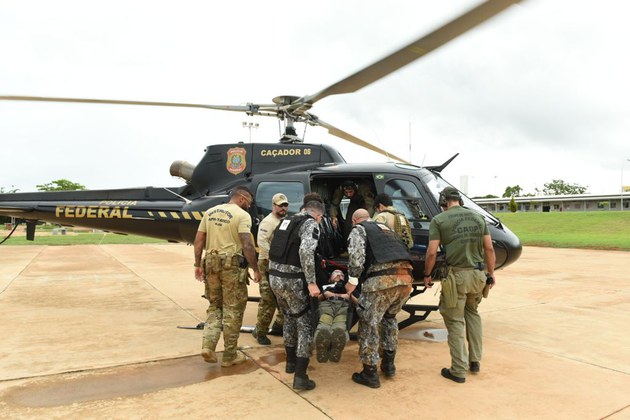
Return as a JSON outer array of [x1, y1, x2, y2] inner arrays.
[[429, 205, 488, 378], [256, 212, 284, 334], [198, 203, 252, 362]]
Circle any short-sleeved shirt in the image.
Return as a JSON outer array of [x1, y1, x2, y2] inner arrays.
[[257, 212, 282, 260], [198, 203, 252, 255], [373, 208, 396, 229], [428, 205, 489, 268]]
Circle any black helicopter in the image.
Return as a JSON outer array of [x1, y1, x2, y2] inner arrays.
[[0, 0, 522, 327]]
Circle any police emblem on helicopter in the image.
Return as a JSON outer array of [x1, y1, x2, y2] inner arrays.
[[226, 147, 247, 175]]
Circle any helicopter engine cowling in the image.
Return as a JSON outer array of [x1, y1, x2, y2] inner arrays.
[[170, 160, 196, 182]]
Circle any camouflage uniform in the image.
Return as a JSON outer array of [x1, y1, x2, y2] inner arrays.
[[256, 212, 284, 335], [197, 203, 252, 363], [269, 217, 319, 358], [203, 257, 249, 361], [347, 223, 413, 367]]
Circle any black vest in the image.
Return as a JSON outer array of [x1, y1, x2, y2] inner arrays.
[[269, 214, 311, 267], [359, 221, 411, 268]]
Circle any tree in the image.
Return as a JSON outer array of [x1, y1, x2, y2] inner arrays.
[[502, 185, 523, 198], [542, 179, 587, 195], [36, 179, 86, 191], [508, 196, 518, 212], [0, 186, 19, 223], [0, 186, 19, 194], [473, 194, 499, 199]]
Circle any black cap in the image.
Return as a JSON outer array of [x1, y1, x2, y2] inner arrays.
[[441, 186, 461, 199]]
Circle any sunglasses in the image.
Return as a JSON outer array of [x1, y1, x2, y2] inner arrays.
[[236, 192, 253, 206], [274, 203, 289, 208]]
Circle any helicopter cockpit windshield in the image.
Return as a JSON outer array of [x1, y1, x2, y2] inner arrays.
[[421, 170, 501, 226]]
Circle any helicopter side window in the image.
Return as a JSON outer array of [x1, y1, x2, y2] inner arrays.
[[255, 181, 304, 218], [383, 179, 430, 222]]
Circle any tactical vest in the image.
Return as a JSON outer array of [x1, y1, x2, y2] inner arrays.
[[269, 214, 311, 267], [359, 221, 411, 268], [381, 208, 414, 248]]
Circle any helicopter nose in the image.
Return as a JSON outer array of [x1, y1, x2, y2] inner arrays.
[[489, 224, 522, 269]]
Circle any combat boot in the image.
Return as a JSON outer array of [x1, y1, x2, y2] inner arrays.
[[221, 351, 247, 367], [328, 328, 348, 363], [252, 327, 271, 345], [201, 348, 217, 364], [352, 364, 380, 388], [381, 350, 396, 377], [269, 322, 284, 336], [285, 346, 297, 374], [314, 328, 331, 363], [293, 357, 316, 390]]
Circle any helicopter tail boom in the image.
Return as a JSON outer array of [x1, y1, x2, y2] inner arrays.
[[0, 187, 198, 243]]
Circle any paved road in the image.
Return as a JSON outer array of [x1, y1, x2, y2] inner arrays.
[[0, 245, 628, 419]]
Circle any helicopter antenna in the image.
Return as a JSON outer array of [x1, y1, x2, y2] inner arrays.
[[162, 188, 192, 204], [408, 117, 413, 164], [368, 128, 392, 162]]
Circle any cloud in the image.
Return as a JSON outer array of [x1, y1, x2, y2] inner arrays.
[[1, 0, 629, 197]]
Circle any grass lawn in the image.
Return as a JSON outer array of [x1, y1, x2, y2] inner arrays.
[[497, 211, 630, 251], [1, 230, 168, 246], [3, 211, 629, 250]]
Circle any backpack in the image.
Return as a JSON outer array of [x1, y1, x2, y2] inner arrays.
[[386, 210, 414, 249]]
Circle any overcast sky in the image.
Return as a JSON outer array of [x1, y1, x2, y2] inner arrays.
[[1, 0, 629, 197]]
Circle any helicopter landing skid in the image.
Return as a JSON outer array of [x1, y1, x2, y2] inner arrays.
[[177, 322, 205, 330], [399, 283, 439, 330]]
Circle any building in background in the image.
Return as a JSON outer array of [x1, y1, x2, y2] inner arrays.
[[476, 193, 630, 213]]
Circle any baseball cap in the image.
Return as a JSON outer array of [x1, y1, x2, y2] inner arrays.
[[272, 193, 289, 205], [441, 186, 461, 199]]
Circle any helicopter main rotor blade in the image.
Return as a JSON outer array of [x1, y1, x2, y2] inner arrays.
[[0, 95, 275, 114], [295, 0, 522, 107], [315, 118, 410, 164]]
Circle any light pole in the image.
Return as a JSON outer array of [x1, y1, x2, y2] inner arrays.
[[622, 158, 630, 211], [242, 122, 259, 143]]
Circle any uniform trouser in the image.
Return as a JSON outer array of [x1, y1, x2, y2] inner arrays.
[[203, 265, 249, 361], [357, 284, 412, 367], [316, 300, 348, 336], [439, 270, 486, 378], [256, 259, 284, 332], [269, 275, 313, 358]]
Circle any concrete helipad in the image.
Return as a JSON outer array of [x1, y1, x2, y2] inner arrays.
[[0, 244, 629, 419]]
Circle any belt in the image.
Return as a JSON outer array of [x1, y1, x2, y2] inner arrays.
[[327, 296, 348, 302], [268, 269, 306, 280], [206, 253, 244, 263], [451, 263, 485, 273]]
